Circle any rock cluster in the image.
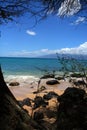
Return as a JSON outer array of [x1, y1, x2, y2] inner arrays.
[[33, 96, 48, 109], [43, 91, 59, 100], [56, 87, 87, 130], [18, 98, 32, 107]]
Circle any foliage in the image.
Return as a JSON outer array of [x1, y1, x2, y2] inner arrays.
[[56, 53, 87, 87], [0, 0, 87, 24]]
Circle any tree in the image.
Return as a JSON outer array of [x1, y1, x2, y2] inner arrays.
[[0, 0, 87, 24]]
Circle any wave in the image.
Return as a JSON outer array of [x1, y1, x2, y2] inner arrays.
[[4, 75, 39, 84]]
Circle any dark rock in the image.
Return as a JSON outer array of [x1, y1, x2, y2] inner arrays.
[[70, 73, 84, 78], [58, 87, 85, 102], [23, 98, 31, 106], [30, 86, 34, 88], [73, 80, 87, 87], [33, 96, 48, 109], [18, 98, 32, 107], [9, 82, 20, 86], [33, 111, 44, 121], [40, 74, 55, 79], [55, 76, 64, 80], [46, 80, 59, 85], [56, 87, 87, 130], [43, 91, 59, 100]]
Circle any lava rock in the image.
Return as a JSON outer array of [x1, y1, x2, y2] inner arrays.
[[46, 80, 59, 85], [56, 87, 87, 130], [33, 96, 48, 109], [74, 80, 87, 86], [18, 98, 31, 107], [43, 91, 59, 100], [33, 111, 44, 121], [55, 76, 64, 80], [58, 87, 85, 102], [9, 82, 20, 86]]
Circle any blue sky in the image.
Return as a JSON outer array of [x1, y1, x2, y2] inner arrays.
[[0, 15, 87, 57]]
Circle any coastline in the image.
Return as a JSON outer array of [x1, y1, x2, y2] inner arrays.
[[8, 76, 72, 100]]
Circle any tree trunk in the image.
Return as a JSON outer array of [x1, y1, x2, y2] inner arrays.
[[0, 66, 40, 130]]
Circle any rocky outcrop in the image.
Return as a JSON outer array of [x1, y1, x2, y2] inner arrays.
[[56, 87, 87, 130]]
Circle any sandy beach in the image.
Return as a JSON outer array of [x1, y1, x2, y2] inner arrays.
[[9, 78, 72, 100], [8, 78, 73, 116]]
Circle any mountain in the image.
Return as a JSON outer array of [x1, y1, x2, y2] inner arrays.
[[40, 54, 57, 58], [40, 54, 87, 60]]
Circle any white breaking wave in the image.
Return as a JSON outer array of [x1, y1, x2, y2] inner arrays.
[[4, 75, 39, 85]]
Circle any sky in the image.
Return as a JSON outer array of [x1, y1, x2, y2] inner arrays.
[[0, 14, 87, 57]]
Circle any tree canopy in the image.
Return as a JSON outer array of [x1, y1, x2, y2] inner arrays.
[[0, 0, 87, 24]]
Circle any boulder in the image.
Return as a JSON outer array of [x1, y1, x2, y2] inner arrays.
[[33, 111, 44, 121], [46, 80, 59, 85], [33, 96, 48, 109], [43, 91, 59, 100], [56, 87, 87, 130], [73, 80, 87, 87], [18, 98, 32, 107], [9, 82, 20, 86]]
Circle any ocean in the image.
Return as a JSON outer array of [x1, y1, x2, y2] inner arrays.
[[0, 57, 59, 82], [0, 57, 87, 84]]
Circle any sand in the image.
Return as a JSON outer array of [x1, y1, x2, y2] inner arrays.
[[9, 78, 70, 116], [9, 78, 72, 100]]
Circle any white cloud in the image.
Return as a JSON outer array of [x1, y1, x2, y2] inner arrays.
[[57, 42, 87, 55], [71, 17, 86, 25], [9, 42, 87, 57], [26, 30, 36, 36]]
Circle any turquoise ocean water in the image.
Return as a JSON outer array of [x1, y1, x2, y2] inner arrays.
[[0, 57, 87, 79], [0, 57, 87, 83], [0, 57, 59, 79]]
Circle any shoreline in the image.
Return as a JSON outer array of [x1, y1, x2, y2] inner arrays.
[[8, 75, 87, 120], [9, 77, 72, 99], [6, 73, 87, 100]]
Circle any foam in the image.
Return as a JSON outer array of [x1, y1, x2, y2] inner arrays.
[[4, 75, 39, 84]]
